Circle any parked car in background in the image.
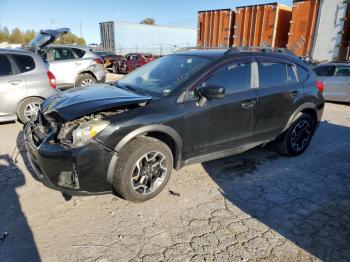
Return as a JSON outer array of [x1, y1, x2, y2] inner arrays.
[[0, 48, 59, 123], [25, 47, 324, 202], [120, 53, 155, 74], [28, 28, 105, 89], [94, 50, 126, 74], [42, 44, 106, 89], [312, 63, 350, 103]]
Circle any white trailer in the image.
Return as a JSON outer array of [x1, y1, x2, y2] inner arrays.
[[311, 0, 350, 62]]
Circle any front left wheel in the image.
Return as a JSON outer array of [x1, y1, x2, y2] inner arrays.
[[113, 137, 173, 202]]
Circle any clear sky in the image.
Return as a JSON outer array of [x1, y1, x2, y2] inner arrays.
[[1, 0, 293, 44]]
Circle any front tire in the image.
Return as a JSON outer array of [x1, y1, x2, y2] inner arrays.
[[275, 113, 315, 156], [17, 97, 43, 124], [113, 137, 173, 202]]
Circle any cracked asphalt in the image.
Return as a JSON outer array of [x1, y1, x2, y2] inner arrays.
[[0, 102, 349, 262]]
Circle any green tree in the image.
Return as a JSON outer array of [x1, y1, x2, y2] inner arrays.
[[54, 32, 86, 45], [0, 28, 10, 42], [23, 30, 36, 44], [3, 27, 10, 35], [9, 28, 24, 44], [140, 18, 156, 25]]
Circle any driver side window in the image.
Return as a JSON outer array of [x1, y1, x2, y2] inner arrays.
[[183, 61, 252, 102], [202, 62, 252, 94]]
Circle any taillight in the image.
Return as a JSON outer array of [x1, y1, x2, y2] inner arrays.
[[47, 70, 56, 89], [94, 59, 104, 64], [316, 80, 324, 93]]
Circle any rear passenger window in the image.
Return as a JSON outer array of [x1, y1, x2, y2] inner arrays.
[[73, 48, 86, 58], [0, 55, 12, 76], [258, 62, 298, 88], [296, 65, 309, 82], [203, 62, 251, 94], [335, 66, 350, 76], [313, 66, 335, 77], [12, 54, 35, 73], [53, 48, 75, 61]]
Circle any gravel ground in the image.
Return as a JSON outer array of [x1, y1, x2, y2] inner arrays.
[[0, 102, 349, 262], [106, 73, 124, 83]]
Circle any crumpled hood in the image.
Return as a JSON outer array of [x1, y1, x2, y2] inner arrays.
[[41, 84, 152, 121]]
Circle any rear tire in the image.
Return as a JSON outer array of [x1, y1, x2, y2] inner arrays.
[[113, 137, 173, 202], [17, 97, 43, 124], [275, 113, 315, 156], [75, 73, 96, 87]]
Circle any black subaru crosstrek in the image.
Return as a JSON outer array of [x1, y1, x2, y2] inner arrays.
[[24, 47, 325, 202]]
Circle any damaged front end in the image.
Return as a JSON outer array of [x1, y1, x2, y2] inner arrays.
[[24, 85, 152, 195], [24, 110, 121, 194]]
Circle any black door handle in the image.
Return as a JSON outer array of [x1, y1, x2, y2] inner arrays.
[[241, 100, 256, 109]]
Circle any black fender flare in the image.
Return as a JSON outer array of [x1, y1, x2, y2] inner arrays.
[[282, 102, 318, 132], [106, 124, 183, 183]]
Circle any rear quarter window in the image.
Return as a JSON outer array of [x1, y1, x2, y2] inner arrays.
[[73, 48, 86, 58], [335, 66, 350, 76], [313, 65, 336, 77], [296, 65, 309, 82], [12, 54, 35, 73]]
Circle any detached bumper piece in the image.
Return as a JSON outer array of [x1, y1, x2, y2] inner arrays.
[[24, 119, 114, 195]]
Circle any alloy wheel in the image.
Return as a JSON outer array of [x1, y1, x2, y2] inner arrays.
[[290, 120, 312, 152], [131, 151, 168, 195], [24, 102, 40, 121], [81, 79, 95, 86]]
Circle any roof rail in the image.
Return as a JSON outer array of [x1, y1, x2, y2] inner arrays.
[[224, 46, 296, 57], [174, 46, 228, 53], [174, 46, 297, 57]]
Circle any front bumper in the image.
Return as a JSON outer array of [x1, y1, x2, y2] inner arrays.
[[24, 123, 114, 196]]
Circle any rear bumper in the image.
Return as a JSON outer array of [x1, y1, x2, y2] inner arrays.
[[24, 124, 114, 196]]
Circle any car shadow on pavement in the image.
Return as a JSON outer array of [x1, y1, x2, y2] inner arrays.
[[0, 154, 40, 262], [203, 121, 350, 262], [15, 130, 40, 183]]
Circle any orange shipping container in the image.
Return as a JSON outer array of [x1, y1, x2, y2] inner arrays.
[[287, 0, 320, 57], [233, 3, 292, 48], [197, 9, 235, 47]]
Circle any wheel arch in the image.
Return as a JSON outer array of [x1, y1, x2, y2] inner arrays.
[[106, 125, 183, 184], [74, 70, 97, 87], [16, 96, 45, 113], [283, 102, 318, 132]]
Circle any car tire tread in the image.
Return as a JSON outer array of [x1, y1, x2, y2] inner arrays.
[[275, 113, 315, 157], [113, 137, 173, 202]]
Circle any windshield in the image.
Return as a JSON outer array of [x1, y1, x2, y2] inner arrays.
[[117, 55, 211, 96]]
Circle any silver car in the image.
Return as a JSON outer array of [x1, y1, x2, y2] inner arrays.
[[29, 29, 106, 89], [0, 48, 59, 123], [42, 44, 106, 89], [313, 63, 350, 103]]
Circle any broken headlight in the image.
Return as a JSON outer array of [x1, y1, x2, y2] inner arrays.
[[71, 120, 109, 147]]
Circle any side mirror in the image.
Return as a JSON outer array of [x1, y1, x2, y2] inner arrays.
[[196, 85, 225, 107], [200, 85, 225, 99]]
